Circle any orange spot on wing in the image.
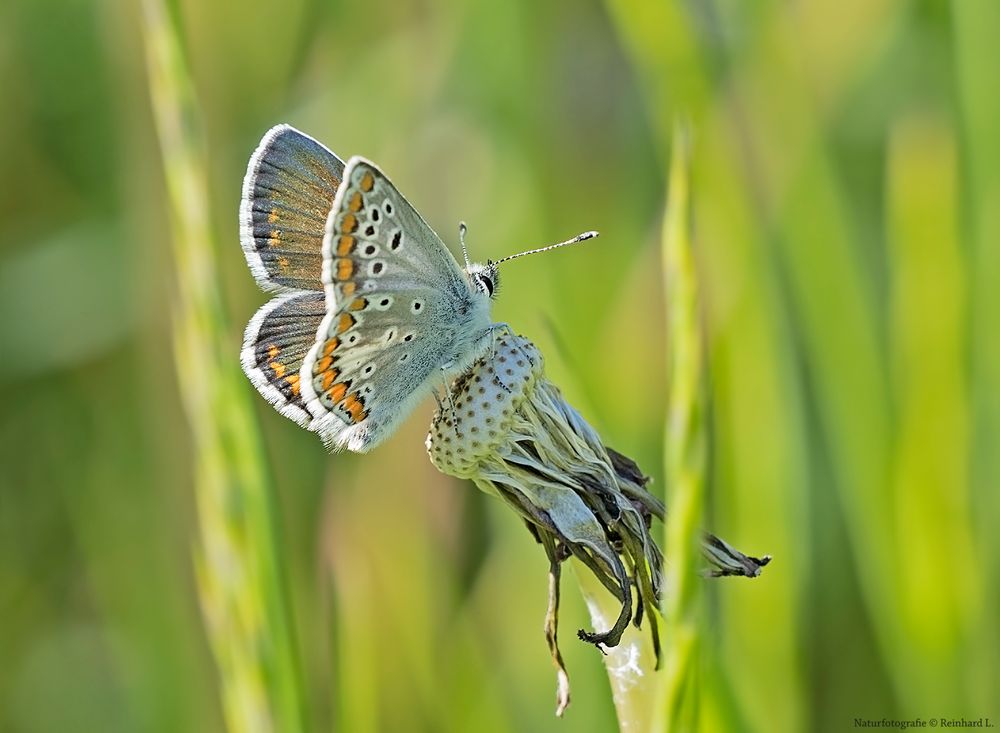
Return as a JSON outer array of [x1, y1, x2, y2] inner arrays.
[[267, 210, 279, 224], [341, 282, 356, 296], [343, 392, 367, 422], [349, 298, 367, 312], [336, 258, 354, 280], [320, 368, 338, 391], [360, 172, 375, 192], [324, 338, 339, 356], [286, 374, 300, 396], [316, 355, 332, 373], [348, 192, 363, 212], [337, 313, 356, 334], [277, 256, 290, 272], [328, 381, 348, 403], [267, 345, 280, 359], [270, 360, 286, 378], [337, 235, 355, 256], [268, 231, 281, 247], [341, 213, 358, 234]]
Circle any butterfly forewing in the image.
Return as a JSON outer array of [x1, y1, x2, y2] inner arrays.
[[299, 157, 486, 451], [320, 158, 465, 308]]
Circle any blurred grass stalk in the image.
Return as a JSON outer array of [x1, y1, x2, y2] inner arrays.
[[574, 128, 705, 733], [140, 1, 306, 731], [886, 115, 983, 707], [656, 124, 705, 732], [603, 4, 807, 730], [610, 0, 979, 715], [953, 1, 1000, 704]]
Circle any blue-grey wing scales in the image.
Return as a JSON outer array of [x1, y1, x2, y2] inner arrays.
[[300, 158, 495, 452]]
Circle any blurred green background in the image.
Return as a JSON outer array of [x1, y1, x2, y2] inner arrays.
[[2, 0, 998, 731]]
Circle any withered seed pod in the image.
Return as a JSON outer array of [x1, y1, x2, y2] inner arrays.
[[427, 332, 769, 716]]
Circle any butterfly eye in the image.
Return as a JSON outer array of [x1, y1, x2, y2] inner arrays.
[[479, 275, 494, 297]]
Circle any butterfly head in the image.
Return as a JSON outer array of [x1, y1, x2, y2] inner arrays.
[[457, 223, 596, 301], [466, 261, 500, 299]]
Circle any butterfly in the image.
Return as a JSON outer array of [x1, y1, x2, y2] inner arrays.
[[239, 124, 595, 452]]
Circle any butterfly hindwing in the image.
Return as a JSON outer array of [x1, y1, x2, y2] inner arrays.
[[300, 285, 465, 451], [240, 125, 345, 292], [241, 290, 327, 428]]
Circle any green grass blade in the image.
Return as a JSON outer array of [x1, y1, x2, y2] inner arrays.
[[886, 114, 982, 708], [139, 1, 306, 730], [656, 123, 706, 732], [953, 2, 1000, 707]]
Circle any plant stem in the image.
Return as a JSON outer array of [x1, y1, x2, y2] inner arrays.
[[657, 123, 706, 732], [140, 2, 306, 731], [575, 563, 660, 732]]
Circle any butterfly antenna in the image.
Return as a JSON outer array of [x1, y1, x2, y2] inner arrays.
[[458, 221, 471, 269], [494, 230, 599, 265]]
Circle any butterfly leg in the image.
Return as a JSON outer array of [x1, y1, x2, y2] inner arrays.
[[485, 323, 517, 393], [493, 373, 513, 394], [438, 375, 461, 429], [487, 322, 511, 359], [483, 323, 515, 394]]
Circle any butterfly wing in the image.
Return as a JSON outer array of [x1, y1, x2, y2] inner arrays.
[[241, 290, 327, 427], [301, 287, 468, 451], [240, 125, 345, 292], [319, 157, 465, 308], [300, 157, 489, 452]]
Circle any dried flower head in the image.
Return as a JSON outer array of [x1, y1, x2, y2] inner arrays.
[[426, 331, 769, 715]]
